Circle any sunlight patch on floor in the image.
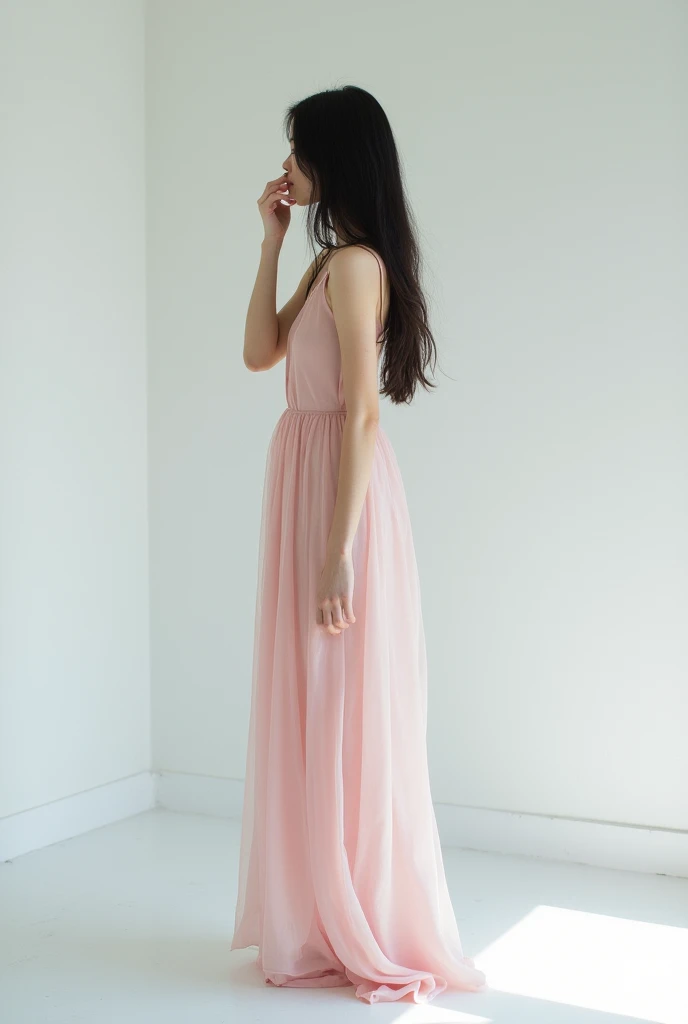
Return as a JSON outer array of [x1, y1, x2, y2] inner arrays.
[[473, 904, 687, 1024], [392, 1007, 490, 1023]]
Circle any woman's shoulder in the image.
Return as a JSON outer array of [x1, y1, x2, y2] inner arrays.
[[323, 244, 388, 330], [325, 243, 385, 278]]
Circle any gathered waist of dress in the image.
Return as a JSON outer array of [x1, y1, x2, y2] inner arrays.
[[284, 406, 347, 415]]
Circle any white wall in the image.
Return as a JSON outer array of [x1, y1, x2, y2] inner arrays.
[[4, 0, 684, 865], [147, 0, 688, 835], [0, 1, 150, 821]]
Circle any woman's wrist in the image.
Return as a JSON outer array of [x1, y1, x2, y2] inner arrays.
[[261, 237, 282, 255], [326, 539, 352, 559]]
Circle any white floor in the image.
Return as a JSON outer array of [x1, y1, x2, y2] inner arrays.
[[1, 808, 686, 1024]]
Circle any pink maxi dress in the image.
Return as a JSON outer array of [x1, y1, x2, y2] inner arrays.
[[230, 245, 487, 1004]]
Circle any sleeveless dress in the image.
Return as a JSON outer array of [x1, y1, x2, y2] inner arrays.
[[230, 245, 487, 1004]]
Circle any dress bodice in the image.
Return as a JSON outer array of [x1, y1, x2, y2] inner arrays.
[[285, 248, 384, 413]]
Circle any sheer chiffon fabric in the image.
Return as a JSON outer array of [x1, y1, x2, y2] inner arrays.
[[231, 248, 487, 1004]]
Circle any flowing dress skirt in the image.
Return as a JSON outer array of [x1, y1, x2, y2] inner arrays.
[[230, 406, 487, 1004]]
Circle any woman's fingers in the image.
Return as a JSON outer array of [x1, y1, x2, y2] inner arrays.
[[315, 552, 355, 636], [260, 184, 293, 213], [258, 173, 289, 202], [259, 175, 291, 204], [323, 602, 340, 635], [341, 594, 356, 624], [317, 598, 351, 635], [331, 598, 348, 631]]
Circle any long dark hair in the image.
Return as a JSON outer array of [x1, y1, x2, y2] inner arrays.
[[283, 85, 439, 406]]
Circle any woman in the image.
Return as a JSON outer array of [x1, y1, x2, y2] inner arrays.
[[230, 85, 487, 1005]]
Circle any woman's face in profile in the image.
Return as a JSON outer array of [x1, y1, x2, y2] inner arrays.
[[282, 137, 313, 206]]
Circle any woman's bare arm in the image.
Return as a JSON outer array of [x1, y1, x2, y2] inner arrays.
[[243, 240, 318, 372], [324, 246, 383, 556]]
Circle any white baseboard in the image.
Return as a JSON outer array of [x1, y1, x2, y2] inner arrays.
[[0, 771, 155, 862], [153, 769, 243, 819], [3, 768, 687, 879], [432, 801, 688, 879]]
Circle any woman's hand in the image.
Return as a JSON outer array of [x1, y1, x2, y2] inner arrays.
[[316, 550, 356, 636], [257, 173, 296, 245]]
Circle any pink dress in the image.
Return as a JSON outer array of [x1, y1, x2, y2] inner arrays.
[[230, 245, 487, 1004]]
